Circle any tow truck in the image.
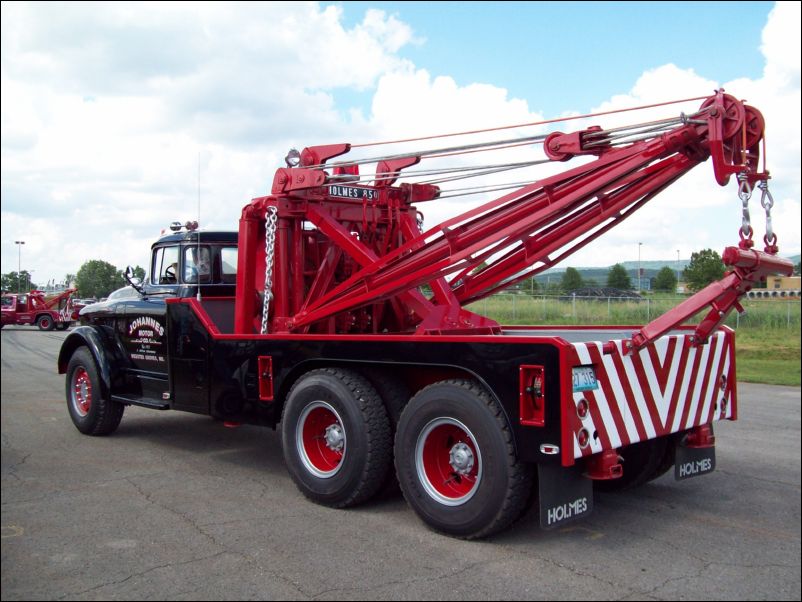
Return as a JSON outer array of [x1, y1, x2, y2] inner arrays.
[[58, 90, 793, 538], [2, 288, 78, 331]]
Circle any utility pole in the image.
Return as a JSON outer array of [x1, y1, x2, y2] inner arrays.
[[676, 249, 681, 284], [638, 242, 643, 291], [15, 240, 25, 293]]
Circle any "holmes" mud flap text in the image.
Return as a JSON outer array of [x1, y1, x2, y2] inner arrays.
[[674, 445, 716, 481], [538, 463, 593, 529]]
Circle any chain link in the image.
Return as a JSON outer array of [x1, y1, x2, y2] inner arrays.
[[260, 206, 279, 335], [737, 172, 753, 242], [758, 180, 777, 250]]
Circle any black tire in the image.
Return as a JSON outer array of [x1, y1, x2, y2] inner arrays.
[[394, 379, 534, 539], [361, 368, 410, 430], [281, 368, 392, 508], [55, 322, 69, 331], [594, 437, 669, 492], [361, 368, 412, 495], [645, 439, 676, 483], [37, 315, 56, 331], [65, 347, 125, 435]]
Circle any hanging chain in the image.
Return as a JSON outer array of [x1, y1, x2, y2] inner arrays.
[[759, 180, 778, 252], [737, 172, 754, 248], [260, 206, 279, 335]]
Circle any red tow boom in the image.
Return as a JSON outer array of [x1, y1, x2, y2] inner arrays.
[[233, 90, 791, 340]]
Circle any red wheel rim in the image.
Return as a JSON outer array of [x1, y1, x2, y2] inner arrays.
[[41, 318, 51, 329], [416, 418, 482, 506], [71, 367, 92, 417], [296, 402, 346, 478]]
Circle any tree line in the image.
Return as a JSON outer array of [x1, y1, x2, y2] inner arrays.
[[1, 261, 145, 299], [522, 248, 734, 295], [3, 249, 797, 299]]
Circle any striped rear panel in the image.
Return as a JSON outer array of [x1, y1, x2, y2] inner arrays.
[[569, 331, 735, 460]]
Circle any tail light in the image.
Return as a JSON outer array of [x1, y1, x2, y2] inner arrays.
[[577, 428, 590, 449], [576, 398, 589, 419]]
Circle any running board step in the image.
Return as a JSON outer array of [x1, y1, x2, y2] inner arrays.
[[112, 395, 170, 410]]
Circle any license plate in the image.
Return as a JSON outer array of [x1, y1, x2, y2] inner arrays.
[[674, 445, 716, 480], [572, 366, 598, 392]]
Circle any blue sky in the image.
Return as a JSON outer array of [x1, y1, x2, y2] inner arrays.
[[1, 1, 799, 285], [335, 1, 774, 115]]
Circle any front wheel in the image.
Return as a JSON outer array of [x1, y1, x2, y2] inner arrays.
[[395, 380, 534, 539], [281, 368, 392, 508], [65, 347, 124, 435]]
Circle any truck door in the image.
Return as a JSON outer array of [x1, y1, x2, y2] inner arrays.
[[119, 296, 170, 404], [113, 243, 179, 404]]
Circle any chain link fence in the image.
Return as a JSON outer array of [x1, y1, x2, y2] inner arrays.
[[468, 293, 801, 330]]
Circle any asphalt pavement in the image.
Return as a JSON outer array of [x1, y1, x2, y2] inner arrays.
[[2, 326, 800, 600]]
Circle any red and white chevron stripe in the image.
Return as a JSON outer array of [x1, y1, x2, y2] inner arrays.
[[570, 331, 735, 459]]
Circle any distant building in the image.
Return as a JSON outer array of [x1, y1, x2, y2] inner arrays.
[[746, 275, 800, 298]]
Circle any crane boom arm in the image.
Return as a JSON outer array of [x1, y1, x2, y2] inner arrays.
[[233, 90, 790, 337]]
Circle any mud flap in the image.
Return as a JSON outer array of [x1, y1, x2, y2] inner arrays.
[[674, 445, 716, 481], [538, 463, 593, 529]]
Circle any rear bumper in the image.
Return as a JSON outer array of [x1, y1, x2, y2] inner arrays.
[[562, 329, 735, 465]]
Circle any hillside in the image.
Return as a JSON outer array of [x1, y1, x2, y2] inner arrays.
[[532, 253, 800, 287]]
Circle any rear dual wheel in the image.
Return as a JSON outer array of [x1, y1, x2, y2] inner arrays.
[[394, 380, 534, 539], [281, 368, 392, 508]]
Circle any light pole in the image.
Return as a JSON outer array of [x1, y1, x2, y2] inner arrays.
[[15, 241, 25, 293], [676, 249, 681, 284], [638, 242, 643, 291]]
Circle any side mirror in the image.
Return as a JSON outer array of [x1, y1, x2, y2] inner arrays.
[[124, 266, 144, 292]]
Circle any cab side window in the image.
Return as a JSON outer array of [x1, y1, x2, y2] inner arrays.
[[221, 247, 238, 284], [184, 246, 211, 283], [152, 246, 180, 285]]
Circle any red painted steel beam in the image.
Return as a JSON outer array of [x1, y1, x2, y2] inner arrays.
[[292, 127, 710, 329], [629, 247, 793, 351]]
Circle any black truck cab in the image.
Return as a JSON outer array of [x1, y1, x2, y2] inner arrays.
[[62, 230, 238, 411], [145, 230, 239, 298]]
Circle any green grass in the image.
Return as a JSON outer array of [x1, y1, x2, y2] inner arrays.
[[468, 294, 801, 386], [733, 328, 801, 386]]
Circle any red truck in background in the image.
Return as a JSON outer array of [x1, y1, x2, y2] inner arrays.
[[2, 288, 78, 331]]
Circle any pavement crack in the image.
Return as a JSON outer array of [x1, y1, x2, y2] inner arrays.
[[124, 476, 226, 550], [53, 551, 230, 600], [310, 560, 492, 599]]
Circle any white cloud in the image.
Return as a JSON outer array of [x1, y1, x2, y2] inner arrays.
[[1, 2, 417, 282]]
